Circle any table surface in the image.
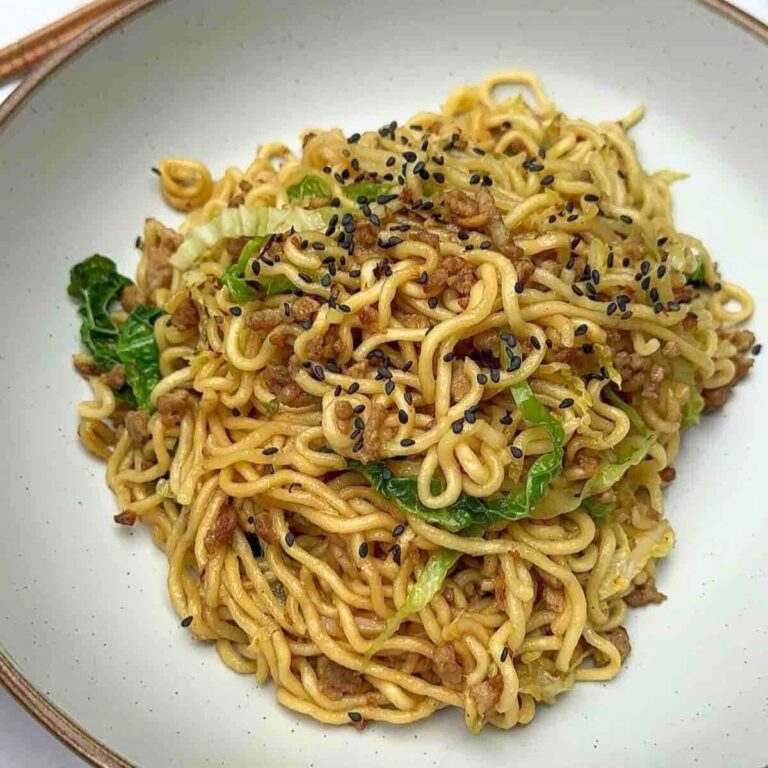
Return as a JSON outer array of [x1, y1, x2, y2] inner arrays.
[[1, 0, 766, 766]]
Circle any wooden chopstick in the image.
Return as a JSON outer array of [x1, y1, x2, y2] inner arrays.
[[0, 0, 128, 84]]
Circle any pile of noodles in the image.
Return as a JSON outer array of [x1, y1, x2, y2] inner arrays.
[[74, 72, 756, 732]]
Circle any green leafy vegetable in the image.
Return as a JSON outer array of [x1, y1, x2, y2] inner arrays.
[[222, 237, 300, 303], [287, 175, 331, 201], [262, 398, 279, 416], [672, 358, 704, 429], [686, 257, 706, 286], [342, 180, 394, 200], [581, 496, 614, 526], [349, 379, 565, 532], [580, 389, 655, 500], [67, 255, 131, 370], [115, 305, 163, 409], [68, 255, 164, 409], [367, 548, 460, 656], [222, 237, 266, 303]]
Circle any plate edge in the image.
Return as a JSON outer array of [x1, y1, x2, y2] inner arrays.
[[0, 1, 764, 768]]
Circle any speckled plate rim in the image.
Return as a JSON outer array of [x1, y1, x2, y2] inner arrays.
[[0, 1, 765, 766]]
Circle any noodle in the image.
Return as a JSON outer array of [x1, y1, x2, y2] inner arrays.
[[69, 72, 757, 732]]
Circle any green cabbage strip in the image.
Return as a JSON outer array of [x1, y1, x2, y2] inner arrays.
[[222, 236, 306, 303], [222, 236, 266, 303], [672, 358, 704, 428], [342, 180, 393, 200], [366, 549, 460, 656], [686, 257, 706, 286], [68, 255, 163, 409], [68, 254, 131, 370], [580, 389, 656, 523], [115, 305, 164, 409], [286, 175, 331, 201], [170, 206, 337, 270]]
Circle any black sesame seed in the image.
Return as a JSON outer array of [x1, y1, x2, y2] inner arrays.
[[582, 343, 594, 354], [348, 712, 363, 723], [398, 409, 408, 424], [531, 336, 541, 350], [511, 446, 523, 459], [262, 446, 278, 456], [181, 615, 193, 627], [452, 419, 464, 434], [500, 412, 512, 425], [559, 397, 575, 409], [752, 343, 762, 355], [403, 151, 417, 162], [334, 385, 342, 397], [443, 352, 455, 362], [349, 382, 360, 394], [465, 409, 477, 425], [500, 647, 510, 662], [640, 261, 651, 275], [620, 214, 633, 225], [348, 133, 361, 144], [385, 381, 395, 396], [591, 269, 601, 285], [641, 276, 651, 291], [285, 532, 295, 547], [649, 287, 659, 302], [540, 174, 555, 186], [515, 281, 525, 294], [404, 389, 413, 405], [393, 523, 406, 537], [400, 438, 416, 447], [713, 282, 722, 292], [229, 306, 242, 316], [508, 355, 522, 372], [338, 304, 351, 313], [477, 373, 488, 385], [657, 236, 668, 246], [469, 173, 481, 185], [653, 303, 663, 314], [358, 542, 369, 558], [606, 302, 618, 315], [353, 404, 365, 414], [575, 323, 588, 336], [490, 368, 500, 383], [657, 265, 667, 278], [572, 284, 584, 297], [428, 297, 438, 309], [391, 544, 402, 565], [584, 193, 599, 202]]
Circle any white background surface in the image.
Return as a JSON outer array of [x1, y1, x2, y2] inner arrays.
[[0, 1, 766, 767]]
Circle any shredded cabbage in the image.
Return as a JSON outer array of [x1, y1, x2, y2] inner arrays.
[[170, 205, 336, 270], [599, 521, 675, 600], [517, 661, 576, 705]]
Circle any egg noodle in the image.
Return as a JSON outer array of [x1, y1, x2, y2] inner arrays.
[[72, 72, 756, 732]]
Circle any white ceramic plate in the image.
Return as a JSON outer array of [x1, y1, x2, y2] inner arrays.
[[1, 1, 766, 766]]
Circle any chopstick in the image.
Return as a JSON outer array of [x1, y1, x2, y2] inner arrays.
[[0, 0, 128, 85]]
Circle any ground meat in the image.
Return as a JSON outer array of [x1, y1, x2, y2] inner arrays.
[[576, 452, 600, 476], [355, 219, 379, 248], [674, 286, 694, 304], [604, 626, 631, 660], [682, 314, 698, 331], [448, 266, 477, 296], [291, 296, 319, 323], [306, 328, 344, 361], [476, 188, 522, 258], [470, 676, 503, 717], [552, 347, 579, 365], [72, 354, 101, 377], [113, 511, 137, 526], [263, 365, 316, 406], [362, 403, 387, 459], [143, 218, 182, 293], [121, 284, 147, 311], [252, 510, 277, 544], [358, 304, 380, 332], [102, 364, 126, 391], [171, 298, 199, 332], [265, 365, 292, 394], [424, 268, 449, 293], [624, 577, 667, 607], [125, 410, 150, 445], [540, 586, 565, 613], [614, 350, 653, 393], [277, 382, 317, 408], [398, 313, 430, 329], [157, 390, 192, 427], [204, 505, 240, 552], [442, 189, 480, 224], [722, 329, 755, 353], [432, 644, 463, 687], [315, 656, 370, 699], [659, 467, 676, 484], [732, 354, 754, 385], [450, 365, 471, 402], [268, 327, 296, 349], [245, 308, 285, 332], [335, 401, 355, 425], [410, 229, 440, 250]]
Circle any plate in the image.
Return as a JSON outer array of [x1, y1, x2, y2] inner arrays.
[[0, 1, 766, 766]]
